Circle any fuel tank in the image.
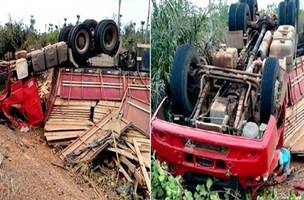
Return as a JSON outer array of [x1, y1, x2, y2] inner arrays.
[[270, 25, 296, 66]]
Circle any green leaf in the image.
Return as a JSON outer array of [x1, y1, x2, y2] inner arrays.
[[206, 178, 213, 191]]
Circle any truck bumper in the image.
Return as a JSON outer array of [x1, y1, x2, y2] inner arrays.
[[151, 101, 283, 188]]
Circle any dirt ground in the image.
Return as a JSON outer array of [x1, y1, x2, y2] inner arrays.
[[272, 159, 304, 199], [0, 124, 120, 200], [1, 123, 304, 200]]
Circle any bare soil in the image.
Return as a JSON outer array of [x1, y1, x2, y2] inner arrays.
[[0, 124, 116, 200], [271, 159, 304, 199]]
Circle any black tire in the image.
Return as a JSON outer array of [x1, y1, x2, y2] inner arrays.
[[228, 3, 239, 31], [260, 57, 280, 123], [278, 1, 287, 25], [287, 0, 296, 26], [248, 0, 258, 21], [141, 49, 150, 72], [295, 0, 299, 27], [0, 69, 7, 84], [58, 25, 73, 42], [68, 23, 92, 60], [95, 19, 120, 56], [171, 44, 201, 115], [83, 19, 98, 56], [83, 19, 97, 36], [236, 3, 251, 33]]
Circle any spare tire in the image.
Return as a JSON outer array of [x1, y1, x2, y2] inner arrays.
[[171, 44, 201, 116], [95, 20, 120, 56], [278, 1, 287, 26], [287, 0, 296, 26], [260, 57, 280, 123], [68, 23, 92, 60], [248, 0, 258, 21], [236, 3, 251, 33], [228, 3, 239, 31], [58, 25, 73, 42]]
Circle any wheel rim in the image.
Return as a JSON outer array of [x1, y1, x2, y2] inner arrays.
[[75, 29, 89, 54], [103, 26, 117, 50]]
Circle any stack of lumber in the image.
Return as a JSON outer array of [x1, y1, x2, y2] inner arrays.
[[284, 97, 304, 154], [93, 100, 121, 123], [44, 98, 96, 146], [37, 68, 54, 99]]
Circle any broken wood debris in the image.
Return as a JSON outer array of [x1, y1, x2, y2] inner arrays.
[[44, 84, 151, 195], [58, 115, 151, 194], [60, 113, 131, 164], [44, 98, 121, 146]]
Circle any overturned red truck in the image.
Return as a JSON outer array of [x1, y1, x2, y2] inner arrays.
[[0, 18, 150, 131], [152, 0, 302, 196]]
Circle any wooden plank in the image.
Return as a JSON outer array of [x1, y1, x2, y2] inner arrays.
[[133, 139, 151, 193], [47, 119, 92, 123], [52, 106, 92, 110], [142, 152, 151, 169], [117, 143, 135, 155], [122, 137, 150, 145], [45, 124, 89, 132], [107, 147, 138, 162], [139, 144, 150, 152], [126, 131, 147, 139], [45, 131, 84, 141], [47, 140, 74, 147], [119, 164, 133, 183], [55, 98, 96, 106], [125, 141, 136, 153], [120, 156, 144, 186], [46, 121, 93, 126]]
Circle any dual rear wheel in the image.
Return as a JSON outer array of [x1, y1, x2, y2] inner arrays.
[[58, 19, 120, 65]]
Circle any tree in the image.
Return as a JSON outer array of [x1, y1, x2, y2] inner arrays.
[[76, 15, 80, 25], [30, 15, 35, 32]]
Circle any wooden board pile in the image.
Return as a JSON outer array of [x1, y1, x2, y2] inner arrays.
[[44, 98, 95, 146], [44, 98, 121, 146], [284, 97, 304, 155], [93, 100, 121, 123]]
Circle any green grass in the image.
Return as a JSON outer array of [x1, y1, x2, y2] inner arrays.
[[151, 0, 228, 112]]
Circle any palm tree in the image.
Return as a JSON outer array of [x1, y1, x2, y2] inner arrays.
[[76, 15, 80, 25], [64, 18, 67, 27], [30, 15, 35, 32]]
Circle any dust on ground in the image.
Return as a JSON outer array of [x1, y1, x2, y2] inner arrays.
[[0, 125, 123, 200]]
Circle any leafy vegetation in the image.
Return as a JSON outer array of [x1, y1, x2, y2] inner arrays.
[[0, 17, 59, 59], [121, 21, 149, 48], [151, 0, 229, 112], [152, 156, 246, 200], [152, 156, 304, 200], [151, 0, 304, 199]]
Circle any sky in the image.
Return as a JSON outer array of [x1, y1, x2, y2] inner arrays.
[[191, 0, 303, 10], [0, 0, 150, 33]]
